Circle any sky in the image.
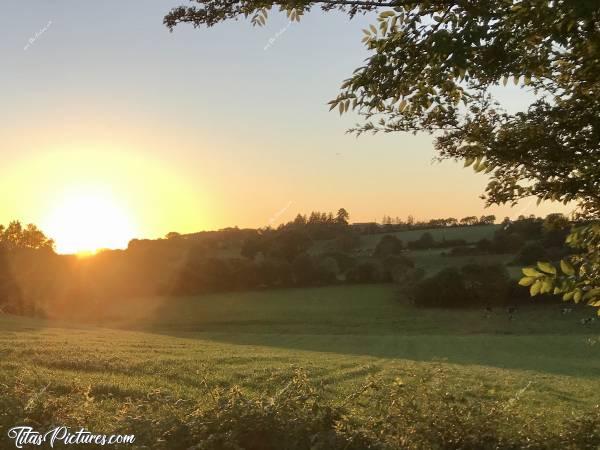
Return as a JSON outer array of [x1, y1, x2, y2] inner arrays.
[[0, 1, 568, 253]]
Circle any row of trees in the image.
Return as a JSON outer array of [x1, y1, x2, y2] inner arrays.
[[381, 215, 496, 227]]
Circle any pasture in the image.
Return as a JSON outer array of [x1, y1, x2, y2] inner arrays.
[[1, 284, 599, 448]]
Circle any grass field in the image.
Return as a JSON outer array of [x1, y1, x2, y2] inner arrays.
[[1, 284, 599, 448], [358, 224, 501, 250]]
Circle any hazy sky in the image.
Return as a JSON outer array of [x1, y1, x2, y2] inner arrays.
[[1, 1, 568, 251]]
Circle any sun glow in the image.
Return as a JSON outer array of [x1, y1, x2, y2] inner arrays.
[[42, 188, 137, 255]]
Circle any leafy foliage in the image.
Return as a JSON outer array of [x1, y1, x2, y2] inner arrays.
[[164, 0, 600, 308], [519, 223, 600, 313]]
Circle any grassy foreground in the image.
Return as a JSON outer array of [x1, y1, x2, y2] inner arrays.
[[1, 284, 599, 448]]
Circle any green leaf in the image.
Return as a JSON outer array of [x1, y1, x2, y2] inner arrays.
[[562, 291, 574, 301], [522, 267, 540, 277], [519, 276, 536, 286], [530, 281, 541, 296], [541, 278, 554, 293], [537, 261, 556, 275], [560, 259, 575, 276], [583, 288, 600, 300]]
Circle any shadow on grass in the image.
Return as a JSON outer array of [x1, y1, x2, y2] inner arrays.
[[134, 284, 600, 378], [145, 328, 600, 378]]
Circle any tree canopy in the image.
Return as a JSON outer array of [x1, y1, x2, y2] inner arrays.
[[164, 0, 600, 311], [0, 221, 54, 252]]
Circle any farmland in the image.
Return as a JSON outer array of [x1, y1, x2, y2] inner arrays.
[[1, 284, 599, 448]]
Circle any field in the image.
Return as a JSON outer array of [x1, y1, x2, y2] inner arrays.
[[358, 224, 501, 248], [1, 284, 599, 448]]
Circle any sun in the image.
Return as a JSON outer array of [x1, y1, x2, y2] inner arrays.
[[42, 187, 137, 255]]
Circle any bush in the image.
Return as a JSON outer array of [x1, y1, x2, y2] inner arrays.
[[256, 258, 293, 288], [437, 238, 468, 249], [320, 252, 357, 271], [490, 231, 526, 254], [333, 232, 361, 252], [414, 264, 511, 308], [346, 261, 384, 283], [291, 254, 335, 286], [413, 268, 472, 308], [108, 370, 600, 450], [3, 370, 598, 450], [461, 263, 511, 307], [407, 232, 436, 250], [373, 235, 403, 257], [516, 242, 548, 265]]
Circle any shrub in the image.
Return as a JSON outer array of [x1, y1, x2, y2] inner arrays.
[[109, 370, 600, 450], [333, 232, 361, 252], [461, 263, 511, 307], [320, 252, 357, 271], [413, 268, 472, 308], [414, 264, 511, 308], [291, 254, 335, 286], [346, 261, 384, 283], [3, 370, 599, 450], [437, 238, 468, 249], [373, 235, 403, 257], [490, 231, 526, 254], [516, 242, 548, 265], [256, 258, 293, 288], [407, 232, 436, 250]]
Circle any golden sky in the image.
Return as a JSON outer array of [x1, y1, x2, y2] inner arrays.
[[1, 2, 569, 254]]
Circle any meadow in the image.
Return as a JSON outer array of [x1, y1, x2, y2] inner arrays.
[[1, 284, 599, 448]]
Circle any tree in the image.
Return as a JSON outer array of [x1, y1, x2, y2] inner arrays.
[[293, 214, 307, 226], [414, 268, 472, 308], [460, 216, 478, 226], [336, 208, 350, 225], [0, 221, 54, 252], [165, 1, 600, 310], [241, 234, 264, 260], [479, 215, 496, 226], [461, 263, 510, 307], [0, 249, 23, 314]]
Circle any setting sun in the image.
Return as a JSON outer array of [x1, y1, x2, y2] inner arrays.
[[42, 188, 137, 254]]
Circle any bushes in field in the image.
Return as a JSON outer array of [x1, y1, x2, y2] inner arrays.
[[173, 249, 341, 295], [414, 264, 512, 308], [3, 368, 599, 450]]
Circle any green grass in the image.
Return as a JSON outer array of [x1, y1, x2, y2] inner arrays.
[[358, 224, 500, 250], [1, 284, 599, 448]]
